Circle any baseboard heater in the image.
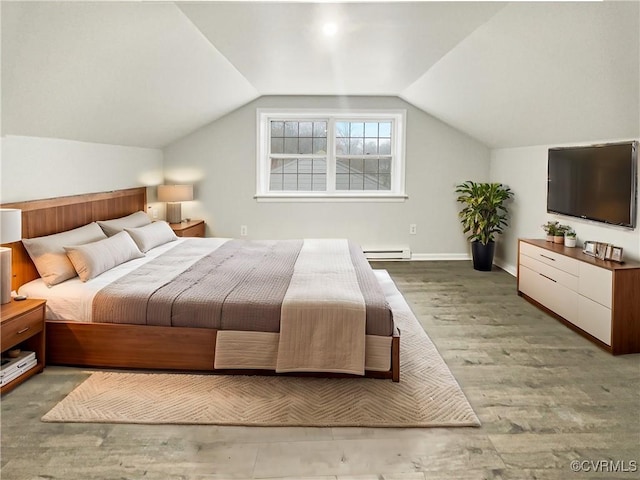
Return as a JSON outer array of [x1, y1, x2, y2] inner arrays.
[[362, 246, 411, 260]]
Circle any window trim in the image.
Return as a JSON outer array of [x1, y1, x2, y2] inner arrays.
[[256, 108, 407, 202]]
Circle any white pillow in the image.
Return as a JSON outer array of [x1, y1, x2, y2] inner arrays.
[[97, 211, 151, 237], [124, 221, 178, 253], [22, 222, 108, 286], [64, 231, 144, 282]]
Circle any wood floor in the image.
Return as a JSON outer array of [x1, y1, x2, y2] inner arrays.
[[2, 261, 639, 479]]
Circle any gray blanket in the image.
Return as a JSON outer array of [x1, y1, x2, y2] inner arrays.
[[93, 239, 393, 336]]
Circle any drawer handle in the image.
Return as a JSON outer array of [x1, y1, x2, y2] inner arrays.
[[539, 254, 556, 261], [539, 273, 557, 283], [17, 326, 30, 334]]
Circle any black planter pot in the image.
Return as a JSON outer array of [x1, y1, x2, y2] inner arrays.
[[471, 241, 496, 271]]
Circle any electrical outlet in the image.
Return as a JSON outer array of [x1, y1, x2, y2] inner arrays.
[[240, 225, 248, 237], [152, 208, 158, 219], [409, 224, 417, 235]]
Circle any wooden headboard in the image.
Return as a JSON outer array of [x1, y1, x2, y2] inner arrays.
[[0, 187, 147, 290]]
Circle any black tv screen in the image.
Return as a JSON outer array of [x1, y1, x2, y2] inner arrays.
[[547, 141, 637, 228]]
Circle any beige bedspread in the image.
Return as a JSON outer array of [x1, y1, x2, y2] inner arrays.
[[276, 239, 366, 375]]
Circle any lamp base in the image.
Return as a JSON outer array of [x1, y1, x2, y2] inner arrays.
[[1, 247, 12, 304], [166, 203, 182, 224]]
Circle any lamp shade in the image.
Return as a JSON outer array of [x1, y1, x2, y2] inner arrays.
[[0, 209, 22, 244], [157, 185, 193, 203]]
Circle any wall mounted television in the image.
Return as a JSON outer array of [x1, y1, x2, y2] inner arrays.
[[547, 141, 638, 229]]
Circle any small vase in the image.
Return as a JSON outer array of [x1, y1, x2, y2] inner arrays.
[[565, 237, 576, 247], [546, 235, 554, 242], [553, 235, 564, 244]]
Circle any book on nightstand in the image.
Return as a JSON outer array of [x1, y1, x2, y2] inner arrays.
[[1, 351, 37, 387]]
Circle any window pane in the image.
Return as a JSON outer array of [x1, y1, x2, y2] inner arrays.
[[298, 174, 312, 190], [379, 138, 391, 155], [350, 158, 364, 173], [335, 138, 348, 155], [379, 174, 391, 190], [299, 122, 313, 137], [350, 122, 364, 137], [284, 121, 298, 137], [313, 122, 327, 138], [364, 176, 379, 190], [271, 121, 284, 137], [349, 138, 363, 155], [271, 158, 283, 171], [299, 138, 313, 154], [271, 138, 284, 154], [364, 139, 378, 155], [313, 138, 327, 154], [312, 174, 326, 191], [379, 122, 392, 138], [270, 173, 283, 190], [298, 158, 312, 173], [365, 122, 378, 138], [283, 159, 298, 173], [336, 174, 350, 190], [350, 174, 364, 190], [379, 158, 391, 173], [283, 174, 298, 190], [364, 158, 379, 173], [284, 138, 299, 154], [336, 122, 349, 138], [313, 158, 326, 173], [336, 158, 350, 174]]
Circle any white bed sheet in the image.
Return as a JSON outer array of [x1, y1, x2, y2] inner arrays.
[[18, 237, 230, 322]]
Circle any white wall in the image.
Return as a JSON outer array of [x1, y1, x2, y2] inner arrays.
[[0, 135, 164, 203], [163, 96, 490, 256], [491, 140, 640, 274]]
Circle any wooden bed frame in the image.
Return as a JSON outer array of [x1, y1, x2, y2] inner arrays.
[[1, 188, 400, 382]]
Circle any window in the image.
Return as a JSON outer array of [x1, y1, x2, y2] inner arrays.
[[256, 109, 406, 201]]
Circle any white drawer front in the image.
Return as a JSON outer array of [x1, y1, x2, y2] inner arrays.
[[578, 263, 613, 309], [519, 265, 578, 322], [577, 295, 612, 345], [520, 242, 580, 276], [519, 254, 578, 292]]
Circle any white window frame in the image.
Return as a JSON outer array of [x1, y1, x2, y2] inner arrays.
[[256, 108, 407, 202]]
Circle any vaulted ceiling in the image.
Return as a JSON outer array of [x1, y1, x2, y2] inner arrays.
[[2, 1, 638, 150]]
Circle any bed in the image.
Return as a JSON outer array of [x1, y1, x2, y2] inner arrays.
[[1, 188, 400, 381]]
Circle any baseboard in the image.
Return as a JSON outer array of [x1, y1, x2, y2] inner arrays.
[[410, 253, 471, 261], [494, 258, 517, 277]]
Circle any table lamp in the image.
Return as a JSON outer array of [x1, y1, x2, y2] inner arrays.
[[157, 185, 193, 224], [0, 209, 22, 304]]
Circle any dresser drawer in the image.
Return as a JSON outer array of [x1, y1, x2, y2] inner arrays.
[[1, 307, 44, 352], [578, 262, 613, 309], [577, 295, 612, 345], [520, 253, 578, 291], [520, 242, 579, 276], [519, 265, 578, 322]]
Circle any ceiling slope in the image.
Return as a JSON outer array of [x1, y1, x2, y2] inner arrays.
[[401, 2, 640, 148], [177, 2, 504, 96], [1, 2, 259, 148]]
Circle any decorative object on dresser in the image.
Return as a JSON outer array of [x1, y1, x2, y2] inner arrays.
[[157, 184, 193, 224], [455, 181, 514, 271], [564, 228, 577, 247], [541, 220, 559, 242], [517, 239, 640, 354], [1, 298, 46, 394], [169, 219, 205, 238], [0, 208, 22, 304]]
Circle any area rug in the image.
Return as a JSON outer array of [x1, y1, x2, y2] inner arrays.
[[42, 271, 480, 427]]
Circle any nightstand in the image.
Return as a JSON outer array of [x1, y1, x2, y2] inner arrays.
[[169, 219, 205, 238], [1, 298, 46, 394]]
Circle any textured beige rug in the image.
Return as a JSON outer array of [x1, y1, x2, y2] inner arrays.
[[42, 271, 479, 427]]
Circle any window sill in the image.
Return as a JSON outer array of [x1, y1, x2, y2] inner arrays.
[[255, 193, 408, 203]]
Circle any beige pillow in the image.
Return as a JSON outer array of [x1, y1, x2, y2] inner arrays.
[[22, 222, 108, 286], [97, 211, 151, 237], [124, 221, 178, 253], [64, 231, 144, 282]]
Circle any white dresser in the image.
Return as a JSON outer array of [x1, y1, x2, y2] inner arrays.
[[518, 239, 640, 354]]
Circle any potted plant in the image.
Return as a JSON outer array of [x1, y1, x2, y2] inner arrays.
[[564, 228, 577, 247], [542, 221, 559, 242], [554, 224, 568, 244], [455, 181, 514, 271]]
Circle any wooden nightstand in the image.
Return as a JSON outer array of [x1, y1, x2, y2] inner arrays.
[[169, 219, 205, 238], [1, 298, 46, 394]]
